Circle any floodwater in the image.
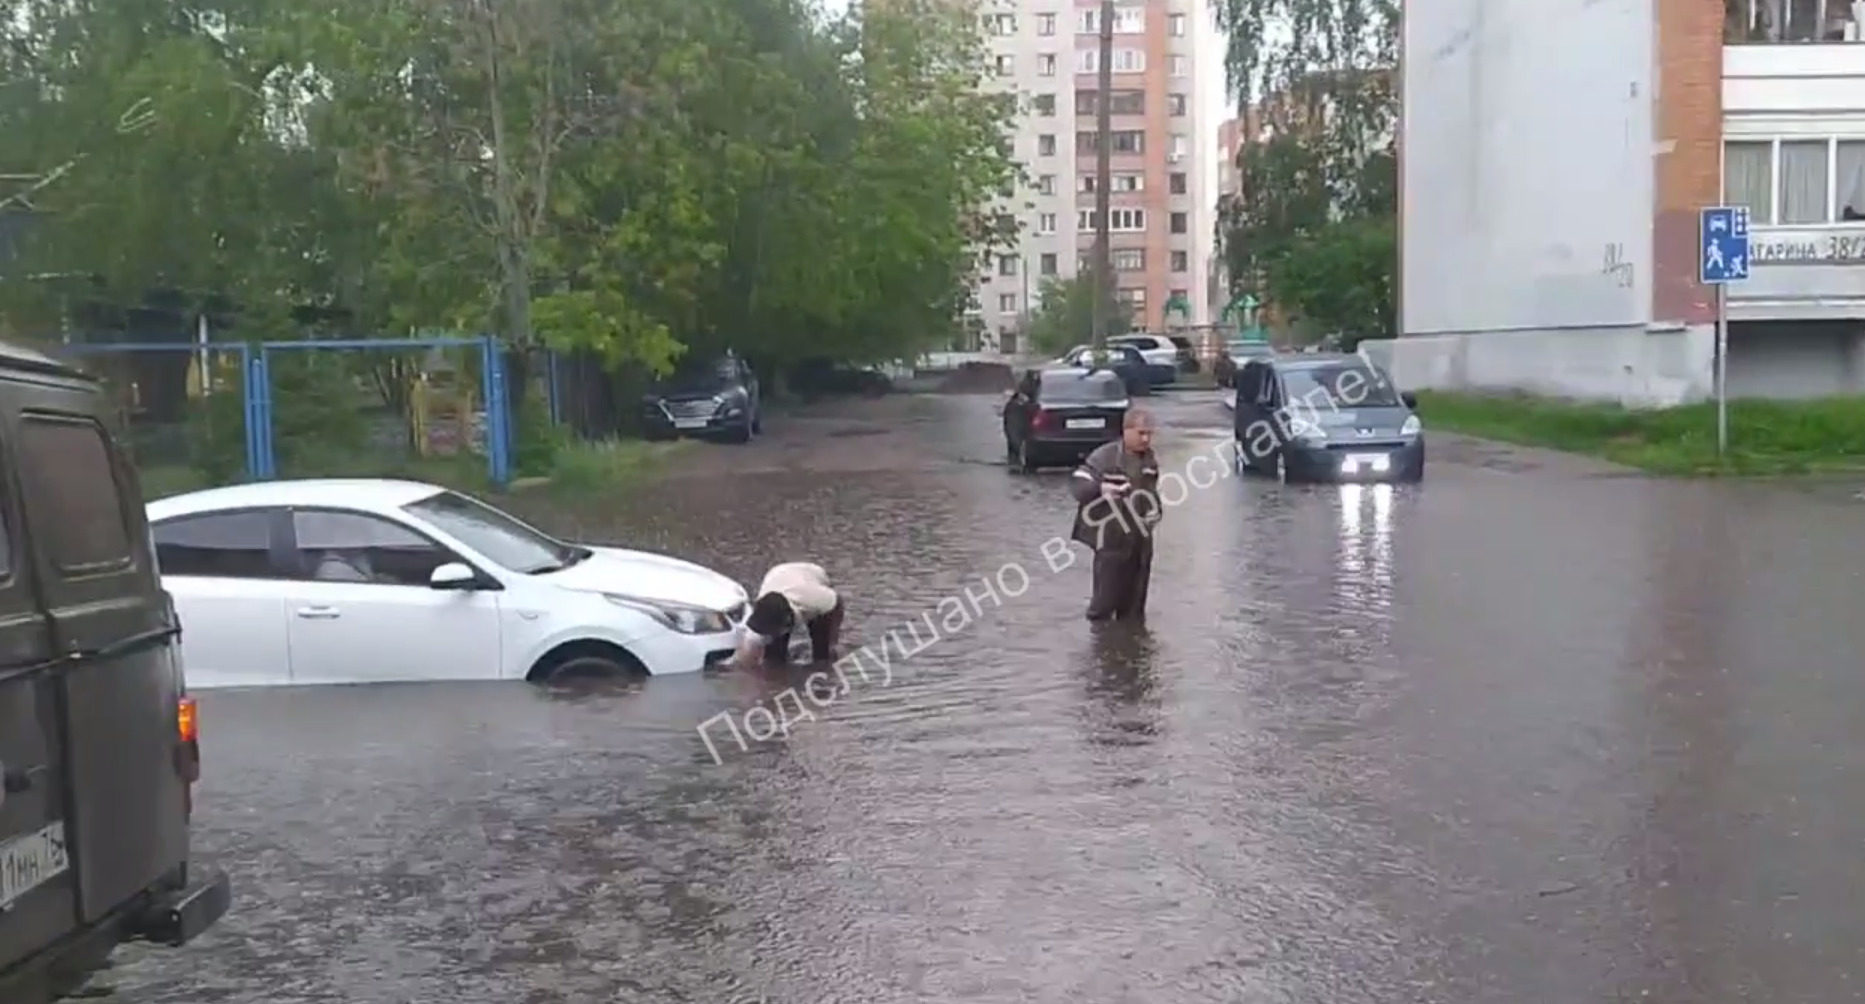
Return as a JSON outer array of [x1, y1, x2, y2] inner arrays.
[[114, 391, 1865, 1003]]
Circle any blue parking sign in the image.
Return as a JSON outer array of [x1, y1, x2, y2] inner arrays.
[[1700, 206, 1750, 284]]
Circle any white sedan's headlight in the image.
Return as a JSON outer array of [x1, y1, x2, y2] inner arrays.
[[604, 595, 732, 635], [1400, 415, 1422, 436]]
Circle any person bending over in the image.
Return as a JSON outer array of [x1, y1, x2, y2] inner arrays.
[[736, 561, 845, 666]]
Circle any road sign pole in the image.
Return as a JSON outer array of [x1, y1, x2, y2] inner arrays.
[[1715, 282, 1728, 457]]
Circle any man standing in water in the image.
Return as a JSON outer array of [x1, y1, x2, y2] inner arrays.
[[735, 561, 845, 666], [1069, 408, 1161, 622]]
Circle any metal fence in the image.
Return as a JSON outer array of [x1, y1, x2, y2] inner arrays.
[[53, 342, 260, 499], [56, 335, 515, 491]]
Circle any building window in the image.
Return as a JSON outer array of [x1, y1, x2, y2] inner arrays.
[[1037, 12, 1056, 35], [1040, 252, 1059, 275], [1038, 53, 1057, 76], [1170, 133, 1189, 158], [999, 293, 1019, 314], [1038, 173, 1056, 194], [1170, 288, 1189, 308], [1169, 12, 1186, 35], [995, 55, 1015, 76], [1113, 49, 1145, 72], [1169, 172, 1188, 194], [1078, 130, 1145, 154], [1779, 140, 1829, 224], [999, 254, 1018, 277], [1723, 141, 1772, 223], [1079, 6, 1144, 33], [1038, 212, 1058, 234], [986, 13, 1016, 35], [1076, 89, 1145, 116], [1078, 208, 1146, 232], [1168, 93, 1188, 116], [1033, 93, 1056, 116], [1169, 54, 1188, 77], [1170, 211, 1188, 234], [1039, 134, 1057, 156], [1725, 0, 1854, 43], [1113, 173, 1143, 192], [1839, 141, 1865, 218], [1171, 250, 1189, 272], [1118, 287, 1147, 312], [1112, 248, 1146, 271], [1079, 174, 1096, 193]]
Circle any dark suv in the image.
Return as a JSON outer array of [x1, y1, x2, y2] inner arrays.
[[642, 353, 762, 444], [0, 341, 229, 1003]]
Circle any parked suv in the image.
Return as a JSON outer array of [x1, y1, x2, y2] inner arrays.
[[642, 353, 762, 444], [0, 341, 229, 1003]]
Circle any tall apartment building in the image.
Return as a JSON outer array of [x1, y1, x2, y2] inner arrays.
[[970, 0, 1215, 348], [1395, 0, 1865, 404], [1207, 115, 1243, 318]]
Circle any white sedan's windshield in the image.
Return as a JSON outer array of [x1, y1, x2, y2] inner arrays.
[[403, 491, 577, 573]]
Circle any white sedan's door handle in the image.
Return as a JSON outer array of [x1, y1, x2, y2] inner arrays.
[[294, 606, 341, 620]]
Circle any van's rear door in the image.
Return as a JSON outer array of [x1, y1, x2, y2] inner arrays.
[[0, 390, 77, 970], [8, 387, 187, 929]]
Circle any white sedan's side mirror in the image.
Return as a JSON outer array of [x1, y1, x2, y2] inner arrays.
[[429, 562, 478, 590]]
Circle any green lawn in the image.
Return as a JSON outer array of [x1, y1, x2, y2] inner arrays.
[[1414, 391, 1865, 476]]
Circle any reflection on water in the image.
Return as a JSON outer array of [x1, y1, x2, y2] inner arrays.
[[1334, 484, 1396, 620]]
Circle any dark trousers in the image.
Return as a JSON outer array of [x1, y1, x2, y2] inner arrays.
[[1086, 541, 1153, 622], [765, 599, 846, 664]]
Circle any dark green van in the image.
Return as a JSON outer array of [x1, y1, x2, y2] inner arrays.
[[0, 341, 229, 1001]]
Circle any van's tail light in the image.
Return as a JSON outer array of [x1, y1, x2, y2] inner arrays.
[[178, 696, 198, 745], [1031, 409, 1057, 432], [175, 696, 200, 813]]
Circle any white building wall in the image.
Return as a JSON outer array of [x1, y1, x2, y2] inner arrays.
[[971, 1, 1081, 348], [1384, 0, 1714, 406]]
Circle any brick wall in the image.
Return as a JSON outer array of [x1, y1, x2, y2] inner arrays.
[[1651, 0, 1724, 326]]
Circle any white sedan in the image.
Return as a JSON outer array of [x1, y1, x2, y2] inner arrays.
[[146, 479, 750, 688]]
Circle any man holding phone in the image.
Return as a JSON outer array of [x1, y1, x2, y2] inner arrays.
[[1068, 408, 1161, 622]]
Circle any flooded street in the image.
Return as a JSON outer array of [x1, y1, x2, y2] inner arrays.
[[115, 390, 1865, 1004]]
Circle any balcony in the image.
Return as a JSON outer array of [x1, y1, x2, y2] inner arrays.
[[1721, 136, 1865, 316], [1727, 0, 1865, 42]]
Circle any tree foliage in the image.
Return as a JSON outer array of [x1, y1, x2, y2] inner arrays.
[[0, 0, 1019, 372], [1215, 0, 1397, 347], [1023, 277, 1133, 355]]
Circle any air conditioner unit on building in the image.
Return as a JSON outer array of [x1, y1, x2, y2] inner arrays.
[[1167, 153, 1182, 163]]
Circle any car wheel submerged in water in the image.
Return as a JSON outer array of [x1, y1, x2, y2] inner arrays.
[[532, 647, 646, 684]]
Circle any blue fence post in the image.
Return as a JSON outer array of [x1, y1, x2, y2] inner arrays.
[[234, 344, 258, 480], [481, 334, 511, 487], [249, 345, 275, 479]]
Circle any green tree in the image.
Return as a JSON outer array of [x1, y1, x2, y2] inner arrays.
[[0, 0, 1020, 406], [1216, 0, 1397, 345], [1024, 276, 1133, 355]]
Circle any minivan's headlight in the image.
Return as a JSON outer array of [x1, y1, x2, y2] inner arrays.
[[604, 595, 731, 635], [1400, 415, 1422, 436]]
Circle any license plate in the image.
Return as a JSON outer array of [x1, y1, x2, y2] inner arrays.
[[672, 418, 709, 430], [0, 822, 68, 909], [1339, 453, 1391, 474], [1065, 418, 1104, 429]]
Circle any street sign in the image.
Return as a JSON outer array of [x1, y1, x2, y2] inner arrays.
[[1699, 206, 1751, 284]]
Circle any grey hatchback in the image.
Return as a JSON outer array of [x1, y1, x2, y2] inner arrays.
[[1231, 354, 1424, 483]]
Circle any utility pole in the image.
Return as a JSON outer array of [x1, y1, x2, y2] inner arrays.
[[1089, 0, 1114, 352]]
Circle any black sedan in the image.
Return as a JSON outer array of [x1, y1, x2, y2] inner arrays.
[[1003, 367, 1128, 472]]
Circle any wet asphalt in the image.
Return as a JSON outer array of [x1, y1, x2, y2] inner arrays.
[[111, 389, 1865, 1004]]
